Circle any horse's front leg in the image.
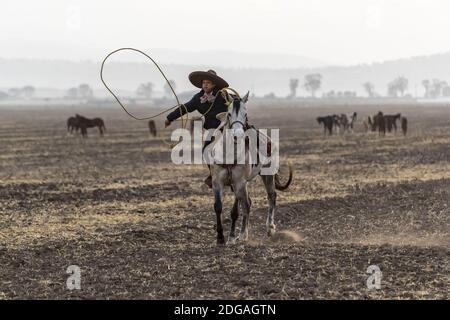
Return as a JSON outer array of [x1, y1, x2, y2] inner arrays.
[[235, 182, 251, 241], [212, 174, 226, 245], [81, 127, 87, 138]]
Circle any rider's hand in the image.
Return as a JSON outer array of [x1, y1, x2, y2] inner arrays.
[[165, 119, 171, 128]]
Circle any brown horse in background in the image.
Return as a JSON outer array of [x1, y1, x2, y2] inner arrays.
[[401, 117, 408, 136], [317, 116, 334, 136], [369, 111, 386, 136], [67, 116, 80, 134], [75, 114, 106, 137], [148, 120, 157, 137], [384, 113, 401, 133]]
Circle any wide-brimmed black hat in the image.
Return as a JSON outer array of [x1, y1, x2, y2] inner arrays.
[[188, 69, 229, 90]]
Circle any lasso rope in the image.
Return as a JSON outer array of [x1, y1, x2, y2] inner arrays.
[[100, 47, 241, 145], [100, 48, 189, 132]]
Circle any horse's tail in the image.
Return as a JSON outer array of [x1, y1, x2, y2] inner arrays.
[[275, 163, 293, 191], [98, 119, 106, 131]]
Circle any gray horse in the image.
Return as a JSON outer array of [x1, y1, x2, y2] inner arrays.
[[205, 92, 290, 245]]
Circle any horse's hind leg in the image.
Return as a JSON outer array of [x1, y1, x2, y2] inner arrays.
[[261, 174, 277, 236]]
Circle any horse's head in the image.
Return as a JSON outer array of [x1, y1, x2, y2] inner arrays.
[[214, 91, 250, 138]]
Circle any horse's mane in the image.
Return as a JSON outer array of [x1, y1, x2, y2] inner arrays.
[[75, 114, 87, 120]]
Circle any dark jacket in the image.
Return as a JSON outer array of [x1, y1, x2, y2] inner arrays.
[[166, 88, 229, 129]]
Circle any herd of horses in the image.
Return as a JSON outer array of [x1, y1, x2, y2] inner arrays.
[[363, 112, 408, 136], [69, 110, 407, 140], [317, 111, 407, 136], [317, 112, 358, 135]]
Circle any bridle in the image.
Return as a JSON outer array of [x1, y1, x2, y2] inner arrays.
[[230, 119, 247, 129], [228, 97, 249, 131]]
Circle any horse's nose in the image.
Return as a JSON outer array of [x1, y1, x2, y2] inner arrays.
[[233, 128, 245, 139]]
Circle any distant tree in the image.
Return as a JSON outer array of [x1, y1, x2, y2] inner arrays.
[[363, 82, 375, 97], [288, 78, 299, 99], [440, 80, 448, 94], [387, 76, 408, 97], [263, 92, 277, 99], [443, 86, 450, 97], [429, 79, 447, 98], [163, 80, 176, 98], [387, 81, 398, 97], [396, 76, 408, 97], [78, 83, 94, 99], [136, 82, 154, 99], [422, 79, 430, 98], [304, 73, 322, 97], [65, 87, 78, 99], [344, 91, 357, 98], [7, 88, 21, 98], [326, 90, 336, 98], [21, 85, 35, 99], [0, 91, 8, 100]]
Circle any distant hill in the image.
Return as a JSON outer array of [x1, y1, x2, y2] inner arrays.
[[2, 52, 450, 98]]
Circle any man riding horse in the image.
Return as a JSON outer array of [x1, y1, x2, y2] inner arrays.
[[164, 69, 233, 188], [165, 70, 292, 244]]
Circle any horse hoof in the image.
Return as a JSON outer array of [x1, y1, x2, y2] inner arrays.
[[239, 234, 248, 242], [228, 236, 238, 244], [267, 225, 276, 237], [217, 237, 226, 245]]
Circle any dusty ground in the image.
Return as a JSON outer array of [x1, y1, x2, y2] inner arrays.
[[0, 103, 448, 299]]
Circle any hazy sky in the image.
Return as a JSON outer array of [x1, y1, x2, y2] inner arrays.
[[2, 0, 450, 66]]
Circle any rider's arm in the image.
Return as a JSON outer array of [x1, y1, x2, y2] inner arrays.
[[166, 94, 199, 123]]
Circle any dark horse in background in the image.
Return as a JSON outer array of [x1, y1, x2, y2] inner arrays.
[[317, 115, 334, 135], [67, 116, 80, 134], [68, 114, 106, 137], [368, 112, 402, 136], [148, 120, 157, 137], [384, 113, 401, 133], [368, 111, 386, 136]]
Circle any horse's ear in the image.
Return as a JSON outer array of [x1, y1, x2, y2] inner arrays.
[[216, 112, 228, 122], [242, 91, 250, 103]]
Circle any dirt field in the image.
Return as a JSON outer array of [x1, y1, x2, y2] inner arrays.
[[0, 103, 448, 299]]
